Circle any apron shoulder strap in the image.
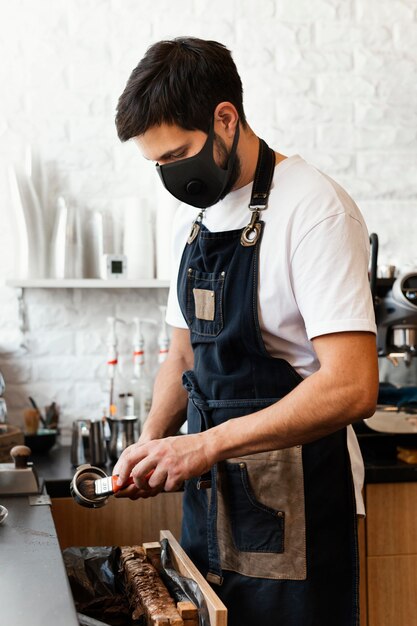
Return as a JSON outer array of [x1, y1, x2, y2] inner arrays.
[[249, 139, 276, 210], [241, 139, 276, 247]]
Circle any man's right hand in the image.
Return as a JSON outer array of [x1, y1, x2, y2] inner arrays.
[[113, 326, 194, 500]]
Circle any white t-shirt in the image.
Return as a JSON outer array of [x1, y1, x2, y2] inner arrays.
[[166, 154, 377, 515]]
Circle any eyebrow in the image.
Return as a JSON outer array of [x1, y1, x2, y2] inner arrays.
[[151, 143, 190, 162]]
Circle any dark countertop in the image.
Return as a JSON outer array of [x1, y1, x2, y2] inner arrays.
[[356, 425, 417, 484], [0, 493, 79, 626], [0, 448, 121, 626]]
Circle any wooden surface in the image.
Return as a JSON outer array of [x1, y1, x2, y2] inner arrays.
[[367, 555, 417, 626], [366, 483, 417, 556], [160, 530, 227, 626], [52, 493, 183, 549], [365, 482, 417, 626]]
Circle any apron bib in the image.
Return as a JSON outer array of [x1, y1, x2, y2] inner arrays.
[[177, 139, 359, 626]]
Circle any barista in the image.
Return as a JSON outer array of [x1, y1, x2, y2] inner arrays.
[[113, 37, 379, 626]]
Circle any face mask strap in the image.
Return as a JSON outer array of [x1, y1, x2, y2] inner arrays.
[[200, 117, 240, 173]]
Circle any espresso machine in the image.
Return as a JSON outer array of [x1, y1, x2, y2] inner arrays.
[[359, 235, 417, 450], [376, 272, 417, 367], [367, 233, 417, 368]]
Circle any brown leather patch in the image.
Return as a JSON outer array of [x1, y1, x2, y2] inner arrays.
[[216, 446, 307, 580], [193, 288, 215, 321]]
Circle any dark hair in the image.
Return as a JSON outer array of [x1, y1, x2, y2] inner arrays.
[[115, 37, 247, 141]]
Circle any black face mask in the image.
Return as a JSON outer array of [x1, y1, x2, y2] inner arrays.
[[156, 122, 240, 209]]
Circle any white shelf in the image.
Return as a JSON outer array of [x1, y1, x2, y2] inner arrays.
[[5, 278, 170, 289]]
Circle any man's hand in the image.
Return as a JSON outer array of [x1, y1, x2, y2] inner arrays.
[[113, 432, 214, 498]]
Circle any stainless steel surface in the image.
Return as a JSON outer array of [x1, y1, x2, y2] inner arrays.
[[378, 264, 397, 279], [107, 416, 138, 461], [71, 419, 107, 467], [0, 504, 8, 523], [89, 419, 107, 466], [70, 419, 90, 466], [365, 409, 417, 434], [29, 494, 52, 506], [392, 325, 417, 350], [0, 369, 7, 423], [0, 397, 7, 423], [0, 494, 79, 626], [0, 462, 40, 495]]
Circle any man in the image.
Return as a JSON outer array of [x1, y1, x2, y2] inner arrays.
[[114, 37, 378, 626]]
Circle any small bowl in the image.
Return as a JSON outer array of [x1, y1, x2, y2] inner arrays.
[[24, 429, 57, 454], [0, 505, 8, 525]]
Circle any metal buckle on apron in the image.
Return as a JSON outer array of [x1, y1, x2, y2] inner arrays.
[[241, 193, 268, 247], [187, 209, 206, 244], [197, 473, 212, 489]]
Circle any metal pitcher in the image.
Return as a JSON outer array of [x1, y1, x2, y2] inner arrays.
[[89, 419, 107, 466], [71, 419, 107, 467], [107, 416, 139, 462], [70, 419, 90, 467]]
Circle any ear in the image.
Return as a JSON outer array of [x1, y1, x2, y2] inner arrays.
[[213, 102, 239, 138]]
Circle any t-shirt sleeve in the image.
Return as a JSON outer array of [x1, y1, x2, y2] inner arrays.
[[290, 211, 377, 340], [165, 207, 189, 329], [166, 279, 188, 328]]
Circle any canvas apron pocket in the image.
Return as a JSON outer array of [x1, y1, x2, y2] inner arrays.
[[217, 444, 307, 581], [224, 460, 285, 553]]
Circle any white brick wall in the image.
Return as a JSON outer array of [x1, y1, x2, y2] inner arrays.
[[0, 0, 416, 436]]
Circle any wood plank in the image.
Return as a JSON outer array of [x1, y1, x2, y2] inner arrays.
[[120, 545, 183, 626], [366, 483, 417, 556], [160, 530, 227, 626], [177, 601, 198, 620], [52, 493, 183, 549], [367, 555, 417, 626]]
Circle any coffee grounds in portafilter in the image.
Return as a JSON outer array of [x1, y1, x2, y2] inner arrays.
[[76, 473, 98, 500]]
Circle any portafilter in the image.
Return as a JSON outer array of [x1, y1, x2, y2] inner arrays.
[[70, 464, 109, 509]]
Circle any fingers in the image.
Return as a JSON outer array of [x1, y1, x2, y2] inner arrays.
[[114, 482, 161, 500], [114, 483, 140, 499], [112, 436, 193, 497], [131, 458, 160, 489], [113, 443, 148, 486]]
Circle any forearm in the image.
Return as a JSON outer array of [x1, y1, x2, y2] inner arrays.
[[114, 332, 378, 493], [208, 366, 378, 463], [140, 354, 189, 441]]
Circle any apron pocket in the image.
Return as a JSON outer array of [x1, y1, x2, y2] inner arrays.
[[217, 447, 307, 580], [186, 268, 225, 337], [226, 461, 285, 553]]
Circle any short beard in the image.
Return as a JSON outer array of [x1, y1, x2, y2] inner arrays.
[[214, 133, 241, 201]]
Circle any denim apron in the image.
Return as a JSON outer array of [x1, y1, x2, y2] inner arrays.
[[177, 139, 359, 626]]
